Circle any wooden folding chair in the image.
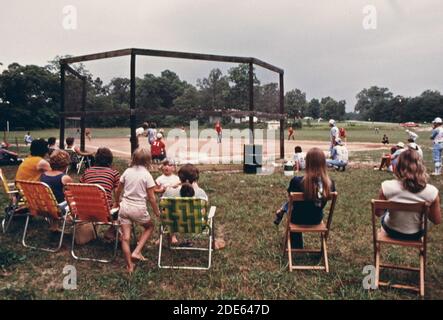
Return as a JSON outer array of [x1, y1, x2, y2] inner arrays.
[[64, 183, 120, 263], [371, 200, 429, 297], [1, 169, 28, 233], [283, 192, 338, 272], [158, 197, 216, 270], [16, 180, 70, 252]]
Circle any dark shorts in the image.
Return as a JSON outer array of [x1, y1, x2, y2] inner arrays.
[[381, 214, 423, 241]]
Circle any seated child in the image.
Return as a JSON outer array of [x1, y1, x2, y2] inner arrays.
[[155, 158, 180, 195], [293, 146, 306, 172]]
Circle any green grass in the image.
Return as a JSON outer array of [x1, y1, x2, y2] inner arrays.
[[5, 122, 424, 144], [1, 148, 442, 300]]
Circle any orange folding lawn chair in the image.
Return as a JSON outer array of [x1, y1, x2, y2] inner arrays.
[[16, 180, 70, 252], [1, 168, 28, 233], [64, 183, 120, 263], [283, 192, 338, 272], [371, 200, 429, 297]]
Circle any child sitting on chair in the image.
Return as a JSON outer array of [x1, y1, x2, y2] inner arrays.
[[155, 158, 180, 196], [293, 146, 306, 172], [273, 148, 336, 248], [114, 148, 160, 274], [65, 137, 95, 170], [40, 150, 73, 231]]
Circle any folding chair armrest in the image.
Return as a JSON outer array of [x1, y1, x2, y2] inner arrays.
[[7, 190, 19, 195], [208, 206, 216, 220]]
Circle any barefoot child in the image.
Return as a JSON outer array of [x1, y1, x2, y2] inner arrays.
[[114, 148, 160, 273]]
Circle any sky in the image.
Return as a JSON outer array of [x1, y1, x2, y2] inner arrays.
[[0, 0, 442, 111]]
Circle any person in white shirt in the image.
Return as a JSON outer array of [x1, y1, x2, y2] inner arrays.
[[292, 146, 306, 172], [155, 158, 181, 195], [375, 149, 441, 240], [328, 119, 339, 155], [430, 117, 443, 175], [405, 129, 418, 142], [326, 138, 348, 171], [136, 123, 149, 137], [114, 147, 160, 274], [408, 142, 423, 159]]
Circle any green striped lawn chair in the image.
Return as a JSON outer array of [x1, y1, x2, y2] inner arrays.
[[158, 197, 216, 270]]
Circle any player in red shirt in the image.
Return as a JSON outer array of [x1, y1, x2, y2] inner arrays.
[[215, 121, 222, 143], [151, 133, 166, 162]]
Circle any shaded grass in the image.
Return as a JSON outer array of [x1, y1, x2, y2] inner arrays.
[[0, 149, 442, 300]]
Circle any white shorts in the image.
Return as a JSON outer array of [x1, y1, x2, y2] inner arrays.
[[118, 201, 151, 225]]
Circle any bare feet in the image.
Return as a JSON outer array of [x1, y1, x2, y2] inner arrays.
[[171, 235, 179, 245], [126, 263, 135, 274], [131, 252, 147, 262]]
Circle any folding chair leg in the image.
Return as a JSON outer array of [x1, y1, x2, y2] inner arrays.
[[2, 207, 17, 233], [207, 220, 213, 269], [287, 232, 293, 272], [375, 244, 380, 289], [71, 221, 119, 263], [419, 252, 425, 297], [321, 234, 329, 273], [157, 226, 164, 268], [22, 214, 67, 253]]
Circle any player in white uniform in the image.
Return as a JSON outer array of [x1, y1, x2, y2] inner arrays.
[[326, 138, 349, 171], [329, 119, 339, 155], [430, 117, 443, 175], [405, 129, 418, 142]]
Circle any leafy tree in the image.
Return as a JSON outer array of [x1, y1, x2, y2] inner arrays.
[[307, 98, 321, 118], [355, 86, 393, 121], [227, 64, 260, 110], [0, 63, 59, 129], [320, 97, 346, 120], [285, 89, 307, 118], [197, 68, 229, 109]]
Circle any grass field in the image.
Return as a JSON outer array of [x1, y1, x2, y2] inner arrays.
[[0, 146, 442, 300], [4, 121, 430, 146]]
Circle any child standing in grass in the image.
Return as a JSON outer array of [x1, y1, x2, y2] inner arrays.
[[114, 148, 160, 274]]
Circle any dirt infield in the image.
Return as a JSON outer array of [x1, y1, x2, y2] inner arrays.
[[84, 136, 387, 164]]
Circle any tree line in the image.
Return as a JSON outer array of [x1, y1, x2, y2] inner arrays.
[[1, 58, 442, 130]]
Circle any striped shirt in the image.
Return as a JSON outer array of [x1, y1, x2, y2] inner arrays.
[[80, 166, 120, 205]]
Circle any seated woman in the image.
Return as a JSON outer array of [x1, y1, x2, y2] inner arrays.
[[40, 150, 73, 231], [275, 148, 336, 248], [80, 147, 120, 207], [16, 139, 51, 182], [80, 147, 121, 240], [376, 150, 441, 240]]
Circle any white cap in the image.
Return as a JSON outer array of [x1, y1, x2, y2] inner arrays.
[[432, 117, 442, 124], [405, 129, 410, 133], [329, 119, 336, 125], [156, 133, 163, 139], [335, 138, 343, 145], [396, 142, 405, 148]]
